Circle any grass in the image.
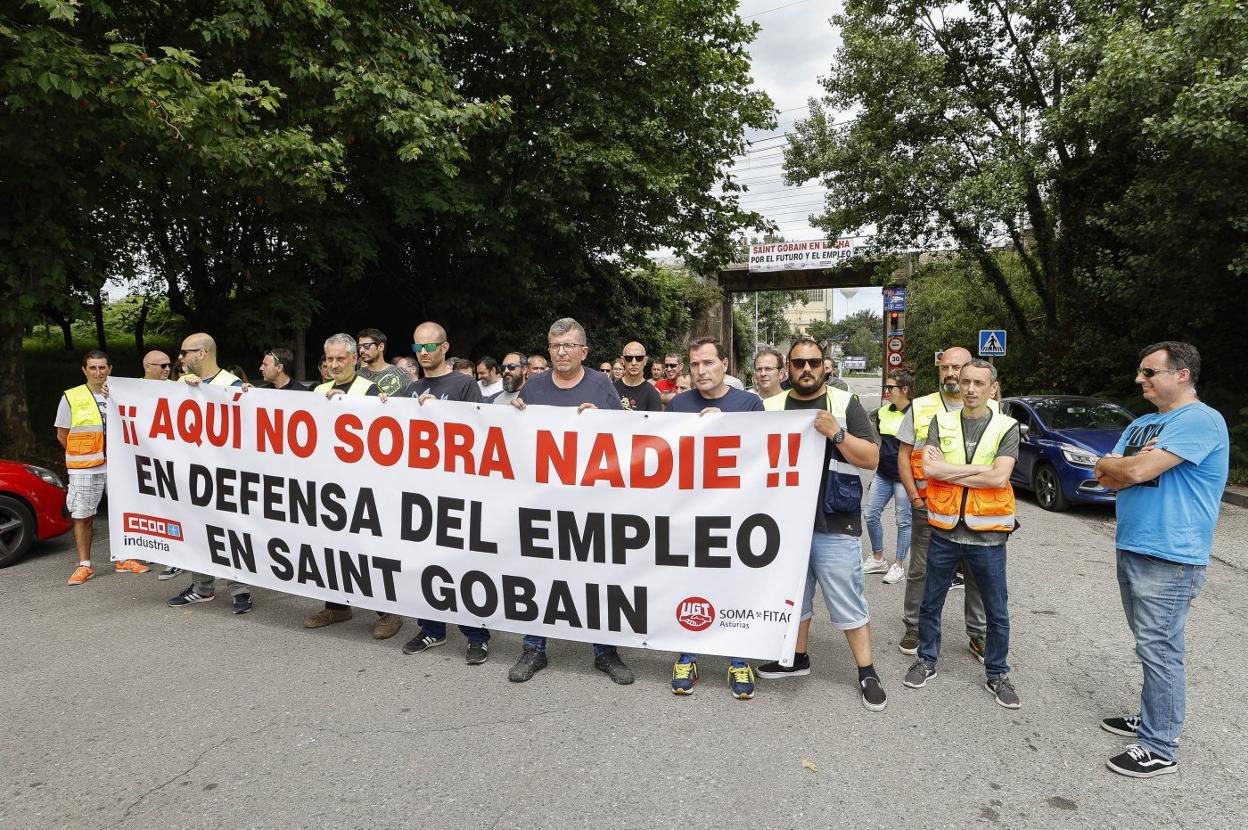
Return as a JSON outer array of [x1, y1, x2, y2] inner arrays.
[[1229, 467, 1248, 489]]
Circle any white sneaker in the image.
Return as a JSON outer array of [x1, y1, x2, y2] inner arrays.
[[862, 557, 889, 575], [883, 562, 906, 584]]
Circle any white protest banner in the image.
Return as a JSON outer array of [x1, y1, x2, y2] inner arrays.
[[105, 379, 825, 660], [747, 238, 859, 272]]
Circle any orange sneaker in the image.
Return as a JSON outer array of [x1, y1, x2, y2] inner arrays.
[[68, 565, 94, 585], [115, 559, 151, 574]]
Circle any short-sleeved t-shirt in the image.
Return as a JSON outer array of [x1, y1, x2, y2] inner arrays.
[[518, 369, 623, 410], [358, 364, 411, 398], [1113, 402, 1229, 565], [54, 390, 109, 476], [783, 394, 877, 536], [412, 371, 483, 403], [655, 378, 678, 394], [925, 412, 1020, 546], [667, 386, 765, 414], [614, 378, 662, 412]]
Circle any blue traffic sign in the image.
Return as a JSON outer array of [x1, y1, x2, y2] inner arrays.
[[979, 329, 1007, 357], [883, 287, 906, 311]]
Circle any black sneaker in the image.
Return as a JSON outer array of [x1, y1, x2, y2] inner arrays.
[[860, 675, 887, 712], [157, 566, 183, 581], [232, 593, 253, 615], [465, 641, 488, 666], [594, 648, 635, 685], [755, 652, 811, 679], [985, 676, 1021, 708], [1101, 715, 1141, 737], [401, 633, 447, 655], [898, 628, 919, 655], [1107, 744, 1177, 778], [950, 572, 965, 590], [508, 648, 547, 682], [167, 587, 214, 607], [903, 659, 938, 688]]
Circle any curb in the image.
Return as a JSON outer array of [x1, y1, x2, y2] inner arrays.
[[1222, 488, 1248, 509]]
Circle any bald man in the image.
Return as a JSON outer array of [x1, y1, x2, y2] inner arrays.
[[141, 351, 172, 381], [895, 346, 989, 658], [614, 341, 661, 411]]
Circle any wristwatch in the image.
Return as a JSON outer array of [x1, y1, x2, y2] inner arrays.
[[832, 428, 846, 445]]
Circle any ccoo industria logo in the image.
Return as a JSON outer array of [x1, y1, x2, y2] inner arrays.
[[123, 513, 184, 541], [676, 597, 715, 632]]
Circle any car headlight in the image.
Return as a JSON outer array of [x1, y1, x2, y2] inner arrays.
[[25, 465, 65, 489], [1060, 445, 1100, 468]]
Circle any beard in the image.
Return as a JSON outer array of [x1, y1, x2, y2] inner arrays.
[[503, 373, 521, 393], [941, 380, 960, 394]]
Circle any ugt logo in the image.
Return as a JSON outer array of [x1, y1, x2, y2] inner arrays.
[[676, 597, 715, 632]]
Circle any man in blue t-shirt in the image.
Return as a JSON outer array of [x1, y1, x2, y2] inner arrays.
[[506, 317, 634, 686], [1094, 341, 1229, 779], [666, 338, 764, 700]]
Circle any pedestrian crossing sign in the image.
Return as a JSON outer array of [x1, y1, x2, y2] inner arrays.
[[978, 329, 1007, 357]]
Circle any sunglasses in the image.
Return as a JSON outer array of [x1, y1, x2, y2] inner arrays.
[[664, 363, 679, 369], [1137, 366, 1178, 378], [621, 355, 646, 362], [883, 384, 901, 391], [147, 362, 171, 370], [178, 348, 204, 357], [412, 342, 442, 354], [789, 358, 822, 369], [502, 362, 522, 371]]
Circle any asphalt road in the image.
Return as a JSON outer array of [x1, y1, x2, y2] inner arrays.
[[3, 474, 1246, 829]]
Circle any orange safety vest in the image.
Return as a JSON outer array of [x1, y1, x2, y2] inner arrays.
[[63, 385, 105, 470], [925, 408, 1018, 533]]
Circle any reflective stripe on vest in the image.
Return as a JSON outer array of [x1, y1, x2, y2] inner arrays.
[[876, 403, 905, 437], [909, 393, 999, 495], [925, 409, 1018, 532], [762, 385, 854, 420], [64, 385, 105, 469], [315, 375, 376, 396]]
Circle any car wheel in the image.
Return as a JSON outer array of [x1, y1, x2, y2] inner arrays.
[[1033, 464, 1069, 512], [0, 494, 37, 567]]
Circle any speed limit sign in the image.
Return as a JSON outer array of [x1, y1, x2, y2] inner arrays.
[[887, 352, 903, 367]]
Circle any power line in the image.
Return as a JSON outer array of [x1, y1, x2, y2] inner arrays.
[[741, 0, 814, 20]]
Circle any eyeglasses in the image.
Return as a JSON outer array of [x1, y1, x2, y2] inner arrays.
[[1137, 366, 1179, 378], [178, 348, 205, 357], [789, 358, 822, 369], [549, 342, 586, 353], [358, 341, 379, 349], [502, 362, 522, 371], [621, 355, 646, 362], [412, 342, 443, 354]]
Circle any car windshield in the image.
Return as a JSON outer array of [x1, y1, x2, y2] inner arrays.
[[1032, 399, 1134, 431]]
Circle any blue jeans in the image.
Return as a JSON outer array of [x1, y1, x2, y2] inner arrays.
[[418, 619, 490, 644], [864, 473, 911, 561], [918, 535, 1010, 678], [523, 635, 609, 657], [1117, 549, 1207, 761]]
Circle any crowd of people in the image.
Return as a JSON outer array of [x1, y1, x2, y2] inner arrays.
[[54, 320, 1227, 780]]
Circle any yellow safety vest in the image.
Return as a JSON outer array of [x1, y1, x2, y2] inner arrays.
[[315, 376, 376, 396], [181, 369, 242, 387], [909, 392, 998, 496], [63, 385, 105, 470], [762, 385, 855, 420], [925, 409, 1018, 533], [876, 403, 905, 437]]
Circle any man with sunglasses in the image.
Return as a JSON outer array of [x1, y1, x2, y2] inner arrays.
[[614, 342, 662, 411], [506, 317, 634, 686], [167, 334, 253, 613], [1093, 342, 1228, 778], [656, 352, 683, 407], [492, 352, 527, 406], [142, 351, 173, 381], [356, 328, 411, 398], [757, 339, 888, 712], [400, 321, 491, 663], [895, 346, 989, 659]]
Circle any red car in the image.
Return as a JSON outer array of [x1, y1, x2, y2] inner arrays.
[[0, 459, 73, 567]]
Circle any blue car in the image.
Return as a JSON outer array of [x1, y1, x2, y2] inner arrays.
[[999, 395, 1136, 511]]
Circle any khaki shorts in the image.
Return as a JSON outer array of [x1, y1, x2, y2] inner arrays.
[[66, 473, 107, 519]]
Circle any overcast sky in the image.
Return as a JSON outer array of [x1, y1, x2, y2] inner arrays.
[[733, 0, 880, 317]]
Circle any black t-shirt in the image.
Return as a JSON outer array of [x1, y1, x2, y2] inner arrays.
[[518, 369, 623, 410], [784, 393, 878, 536], [411, 372, 484, 403], [667, 386, 765, 413], [256, 379, 312, 391], [614, 378, 663, 412]]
